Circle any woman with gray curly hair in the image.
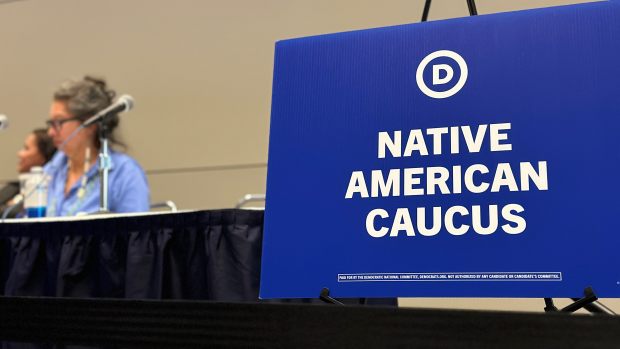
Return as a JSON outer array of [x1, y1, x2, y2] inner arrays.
[[44, 76, 149, 216]]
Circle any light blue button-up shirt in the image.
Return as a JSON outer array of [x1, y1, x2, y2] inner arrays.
[[43, 151, 150, 216]]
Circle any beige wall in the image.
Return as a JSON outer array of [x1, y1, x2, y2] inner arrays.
[[0, 0, 612, 312]]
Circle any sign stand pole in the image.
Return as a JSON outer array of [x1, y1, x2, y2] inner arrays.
[[319, 288, 345, 305], [421, 0, 477, 22], [544, 287, 614, 314]]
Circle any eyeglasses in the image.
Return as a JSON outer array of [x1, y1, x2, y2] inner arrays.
[[45, 116, 81, 130]]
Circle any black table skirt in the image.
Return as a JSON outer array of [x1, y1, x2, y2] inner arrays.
[[0, 210, 395, 306], [0, 210, 264, 301]]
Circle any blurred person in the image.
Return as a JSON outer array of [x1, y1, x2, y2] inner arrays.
[[45, 76, 149, 216], [0, 129, 56, 217], [18, 129, 56, 174]]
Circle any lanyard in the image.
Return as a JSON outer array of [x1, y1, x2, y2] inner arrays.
[[48, 172, 98, 217]]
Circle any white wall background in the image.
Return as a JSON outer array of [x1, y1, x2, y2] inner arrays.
[[0, 0, 615, 312]]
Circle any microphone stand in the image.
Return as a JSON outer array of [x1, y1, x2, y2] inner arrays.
[[98, 119, 111, 213]]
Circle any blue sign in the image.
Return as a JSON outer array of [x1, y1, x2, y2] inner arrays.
[[261, 2, 620, 298]]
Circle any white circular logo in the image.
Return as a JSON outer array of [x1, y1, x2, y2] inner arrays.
[[416, 50, 468, 99]]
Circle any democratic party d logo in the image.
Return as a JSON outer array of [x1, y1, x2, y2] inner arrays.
[[416, 50, 468, 99]]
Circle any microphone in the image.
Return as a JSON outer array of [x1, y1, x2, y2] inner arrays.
[[82, 94, 134, 127], [0, 114, 8, 130]]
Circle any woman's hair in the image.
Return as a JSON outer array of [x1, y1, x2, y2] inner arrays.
[[53, 75, 125, 149], [32, 128, 56, 163]]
